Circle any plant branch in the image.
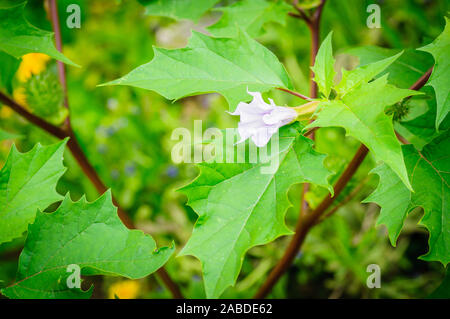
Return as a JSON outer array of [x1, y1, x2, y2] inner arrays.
[[48, 0, 69, 111], [395, 132, 410, 145], [303, 126, 317, 137], [307, 0, 326, 101], [410, 67, 432, 90], [0, 92, 66, 139], [288, 12, 304, 19], [254, 66, 433, 299], [292, 0, 311, 23], [289, 0, 326, 101], [312, 0, 327, 23], [277, 87, 312, 100]]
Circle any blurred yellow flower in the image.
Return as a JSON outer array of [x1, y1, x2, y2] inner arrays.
[[0, 106, 13, 118], [108, 280, 141, 299], [13, 88, 28, 107], [17, 53, 51, 83]]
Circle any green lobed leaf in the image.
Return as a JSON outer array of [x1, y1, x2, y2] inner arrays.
[[345, 46, 433, 89], [311, 31, 336, 98], [207, 0, 291, 38], [138, 0, 220, 21], [0, 2, 77, 66], [101, 30, 293, 111], [335, 51, 403, 96], [308, 75, 421, 190], [1, 191, 174, 299], [179, 124, 333, 298], [364, 132, 450, 266], [363, 164, 411, 246], [418, 17, 450, 130], [0, 140, 67, 245]]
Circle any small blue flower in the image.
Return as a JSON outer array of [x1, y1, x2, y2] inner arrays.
[[166, 166, 179, 178]]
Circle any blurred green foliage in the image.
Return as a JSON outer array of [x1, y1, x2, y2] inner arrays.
[[0, 0, 447, 298]]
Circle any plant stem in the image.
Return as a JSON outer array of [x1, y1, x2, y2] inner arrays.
[[410, 68, 432, 90], [307, 13, 321, 100], [292, 0, 311, 23], [48, 0, 69, 111], [289, 0, 326, 102], [396, 132, 410, 145], [292, 0, 326, 224], [0, 93, 66, 139], [293, 0, 326, 102], [277, 87, 312, 101], [253, 66, 433, 299]]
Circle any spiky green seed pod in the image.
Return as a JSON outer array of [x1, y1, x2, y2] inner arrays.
[[386, 101, 410, 121], [24, 70, 64, 118]]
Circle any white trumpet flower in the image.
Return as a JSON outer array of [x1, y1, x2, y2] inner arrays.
[[229, 90, 298, 147]]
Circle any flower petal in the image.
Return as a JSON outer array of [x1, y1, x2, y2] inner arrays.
[[251, 127, 275, 147], [246, 90, 273, 111], [262, 107, 297, 125]]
